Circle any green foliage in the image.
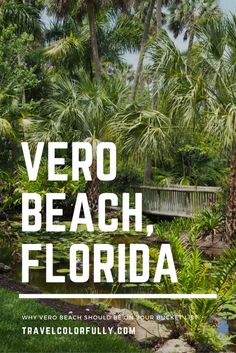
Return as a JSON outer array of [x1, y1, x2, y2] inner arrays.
[[219, 299, 236, 320], [168, 0, 221, 41], [113, 102, 171, 162], [29, 74, 127, 145], [4, 163, 86, 210], [194, 206, 224, 238], [173, 143, 228, 186], [0, 170, 14, 213], [0, 21, 45, 167], [102, 162, 142, 194], [193, 323, 233, 352], [145, 223, 236, 351], [45, 11, 143, 74], [0, 3, 236, 351], [0, 2, 232, 193], [0, 0, 42, 36], [0, 25, 41, 107]]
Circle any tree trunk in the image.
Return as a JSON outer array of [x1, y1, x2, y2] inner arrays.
[[131, 0, 155, 101], [17, 54, 26, 104], [225, 142, 236, 241], [87, 158, 99, 217], [152, 0, 162, 110], [88, 55, 94, 81], [156, 0, 162, 34], [187, 30, 194, 56], [144, 158, 153, 183], [87, 0, 101, 83], [149, 0, 162, 182], [140, 74, 145, 100]]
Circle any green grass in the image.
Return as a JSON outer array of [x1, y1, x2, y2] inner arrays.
[[0, 287, 145, 353]]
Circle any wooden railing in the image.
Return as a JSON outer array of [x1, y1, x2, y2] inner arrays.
[[132, 185, 222, 218]]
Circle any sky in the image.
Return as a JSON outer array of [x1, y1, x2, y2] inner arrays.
[[124, 0, 236, 68]]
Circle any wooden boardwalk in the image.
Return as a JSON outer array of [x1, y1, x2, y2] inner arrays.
[[133, 185, 222, 218]]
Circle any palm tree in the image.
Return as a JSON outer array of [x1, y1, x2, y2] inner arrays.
[[168, 0, 220, 55], [44, 12, 143, 77], [131, 0, 156, 101], [201, 18, 236, 241], [151, 17, 236, 241], [0, 1, 42, 38], [87, 0, 101, 81], [47, 0, 132, 82], [131, 0, 183, 102], [112, 103, 170, 182], [178, 17, 236, 240], [31, 74, 127, 212], [131, 0, 182, 180], [156, 0, 162, 34], [45, 24, 92, 76]]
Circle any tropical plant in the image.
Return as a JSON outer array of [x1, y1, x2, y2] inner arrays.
[[0, 0, 43, 38], [47, 0, 133, 82], [140, 229, 236, 351], [149, 15, 236, 240], [168, 0, 220, 54], [5, 163, 86, 211], [113, 103, 170, 181], [30, 74, 127, 212], [45, 11, 143, 78], [0, 21, 44, 167], [194, 207, 224, 241], [131, 0, 185, 101], [131, 0, 156, 101]]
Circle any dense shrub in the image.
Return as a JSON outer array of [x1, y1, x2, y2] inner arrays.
[[4, 163, 86, 213]]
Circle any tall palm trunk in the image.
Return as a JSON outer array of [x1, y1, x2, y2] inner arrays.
[[156, 0, 162, 34], [140, 74, 145, 100], [152, 0, 162, 110], [144, 158, 153, 182], [131, 0, 155, 101], [225, 142, 236, 241], [187, 29, 194, 56], [87, 158, 99, 216], [87, 0, 101, 82], [145, 0, 162, 183]]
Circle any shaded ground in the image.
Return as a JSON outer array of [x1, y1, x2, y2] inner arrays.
[[180, 233, 231, 257]]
